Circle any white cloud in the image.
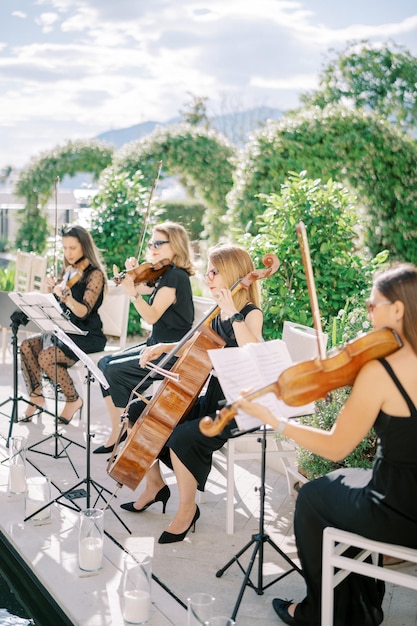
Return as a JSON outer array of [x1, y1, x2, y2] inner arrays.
[[0, 0, 416, 168], [12, 11, 27, 19]]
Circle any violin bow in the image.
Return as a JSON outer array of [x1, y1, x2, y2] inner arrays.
[[296, 221, 326, 360], [52, 176, 60, 278], [134, 160, 163, 261]]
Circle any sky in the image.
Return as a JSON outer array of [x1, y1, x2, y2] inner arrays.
[[1, 0, 417, 171]]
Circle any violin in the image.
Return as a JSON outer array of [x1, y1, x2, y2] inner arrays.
[[112, 258, 172, 287], [199, 327, 403, 437], [60, 257, 90, 300]]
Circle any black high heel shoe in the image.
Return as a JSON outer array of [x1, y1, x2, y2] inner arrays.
[[272, 598, 296, 625], [58, 398, 83, 424], [93, 431, 127, 454], [158, 505, 200, 544], [120, 485, 171, 514]]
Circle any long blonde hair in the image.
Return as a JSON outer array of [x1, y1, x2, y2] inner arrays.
[[208, 244, 261, 311], [153, 221, 195, 276]]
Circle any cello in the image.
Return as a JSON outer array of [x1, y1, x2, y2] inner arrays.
[[108, 253, 280, 490], [199, 222, 403, 437]]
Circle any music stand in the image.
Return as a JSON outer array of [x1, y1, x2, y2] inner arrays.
[[24, 328, 131, 534], [7, 291, 86, 473], [206, 340, 315, 620], [216, 425, 303, 620]]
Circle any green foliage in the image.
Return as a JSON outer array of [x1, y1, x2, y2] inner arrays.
[[0, 266, 15, 291], [0, 238, 9, 252], [15, 139, 113, 253], [90, 167, 151, 336], [301, 40, 417, 132], [296, 387, 377, 480], [179, 93, 210, 129], [113, 123, 236, 243], [295, 300, 378, 480], [243, 171, 388, 340], [155, 199, 206, 243], [228, 105, 417, 263]]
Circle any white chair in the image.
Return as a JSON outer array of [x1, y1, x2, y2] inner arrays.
[[278, 321, 329, 492], [2, 251, 48, 363], [73, 282, 130, 403], [210, 431, 298, 535], [321, 526, 417, 626], [282, 320, 327, 362]]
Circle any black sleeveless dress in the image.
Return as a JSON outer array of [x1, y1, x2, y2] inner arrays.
[[293, 358, 417, 625]]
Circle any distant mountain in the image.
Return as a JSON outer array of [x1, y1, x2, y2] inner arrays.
[[95, 106, 284, 149]]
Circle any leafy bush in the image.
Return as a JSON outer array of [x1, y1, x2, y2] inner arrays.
[[296, 299, 378, 480], [242, 171, 388, 340], [90, 167, 152, 336], [296, 386, 377, 480], [0, 266, 15, 291], [228, 105, 417, 263]]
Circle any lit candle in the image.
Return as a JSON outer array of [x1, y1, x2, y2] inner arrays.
[[9, 464, 26, 494], [25, 498, 50, 520], [123, 589, 151, 623], [78, 536, 103, 571]]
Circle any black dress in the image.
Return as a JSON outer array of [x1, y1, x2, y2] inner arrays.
[[293, 358, 417, 626], [98, 266, 194, 408], [127, 303, 261, 491]]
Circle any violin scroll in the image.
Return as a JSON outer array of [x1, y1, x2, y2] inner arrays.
[[239, 254, 280, 290]]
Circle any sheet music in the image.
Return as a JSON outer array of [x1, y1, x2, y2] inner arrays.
[[8, 291, 85, 335], [54, 326, 109, 389], [208, 339, 315, 431]]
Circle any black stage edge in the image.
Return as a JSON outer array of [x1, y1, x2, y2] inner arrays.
[[0, 530, 75, 626]]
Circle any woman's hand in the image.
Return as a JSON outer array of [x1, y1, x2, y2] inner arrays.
[[236, 395, 277, 429], [139, 343, 167, 367], [120, 271, 137, 297], [125, 257, 138, 270], [216, 288, 238, 319], [44, 273, 56, 293], [52, 282, 67, 300]]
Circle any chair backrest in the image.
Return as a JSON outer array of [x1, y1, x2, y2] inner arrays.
[[14, 251, 33, 292], [14, 251, 48, 293], [193, 295, 214, 325], [98, 282, 130, 350], [30, 254, 48, 291], [282, 320, 328, 363]]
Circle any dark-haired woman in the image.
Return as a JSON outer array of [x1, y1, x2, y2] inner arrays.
[[20, 224, 107, 424]]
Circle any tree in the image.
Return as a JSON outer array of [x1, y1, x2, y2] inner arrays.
[[113, 123, 236, 243], [227, 105, 417, 263], [242, 171, 388, 340], [301, 40, 417, 132], [179, 93, 210, 129], [15, 140, 113, 253], [90, 167, 151, 336]]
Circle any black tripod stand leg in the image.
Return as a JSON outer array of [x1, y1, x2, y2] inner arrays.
[[216, 535, 258, 578], [215, 428, 302, 621]]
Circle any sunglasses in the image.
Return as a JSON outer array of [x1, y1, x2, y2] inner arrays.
[[147, 240, 170, 250], [365, 299, 392, 313], [204, 269, 219, 281]]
